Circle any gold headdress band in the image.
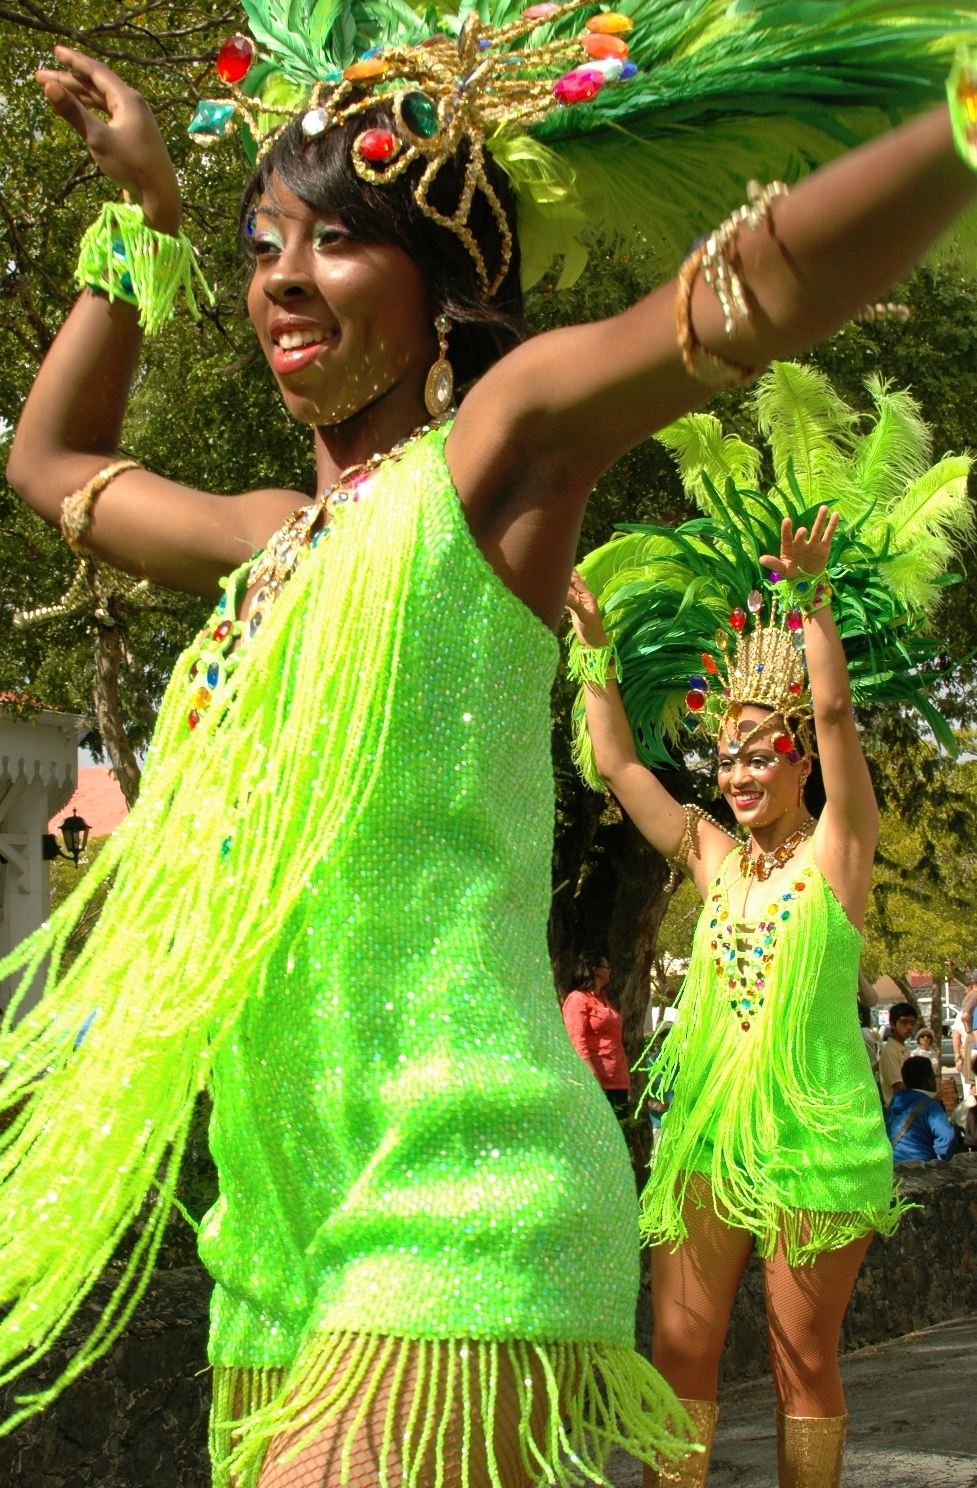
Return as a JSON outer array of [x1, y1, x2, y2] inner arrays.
[[193, 3, 639, 297], [685, 583, 826, 761]]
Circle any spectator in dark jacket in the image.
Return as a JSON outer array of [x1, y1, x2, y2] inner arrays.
[[886, 1055, 958, 1162]]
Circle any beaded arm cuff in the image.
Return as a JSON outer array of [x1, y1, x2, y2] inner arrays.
[[948, 46, 977, 173], [60, 461, 141, 552], [75, 202, 214, 336], [567, 641, 621, 687], [664, 802, 732, 892], [779, 570, 833, 617]]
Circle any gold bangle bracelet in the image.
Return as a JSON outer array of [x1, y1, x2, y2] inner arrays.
[[60, 460, 141, 552]]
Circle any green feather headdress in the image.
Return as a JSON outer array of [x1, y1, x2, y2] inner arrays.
[[190, 0, 977, 292], [570, 361, 974, 787]]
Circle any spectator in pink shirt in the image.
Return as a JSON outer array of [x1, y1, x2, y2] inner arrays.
[[562, 952, 631, 1115]]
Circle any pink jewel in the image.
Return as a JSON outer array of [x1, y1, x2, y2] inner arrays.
[[769, 571, 782, 584], [553, 66, 606, 103], [787, 609, 803, 631], [523, 1, 560, 14]]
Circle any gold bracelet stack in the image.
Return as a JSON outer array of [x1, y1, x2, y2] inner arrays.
[[675, 179, 788, 388], [664, 802, 731, 892], [60, 460, 141, 552]]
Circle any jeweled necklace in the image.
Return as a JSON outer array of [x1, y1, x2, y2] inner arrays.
[[182, 413, 451, 731], [739, 817, 815, 883], [245, 412, 453, 637]]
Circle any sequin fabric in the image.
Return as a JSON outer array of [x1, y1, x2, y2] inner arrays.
[[641, 845, 902, 1263], [199, 425, 642, 1367]]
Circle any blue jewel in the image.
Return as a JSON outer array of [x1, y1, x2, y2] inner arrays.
[[217, 593, 227, 613], [188, 99, 237, 142], [689, 674, 707, 691], [360, 45, 384, 57], [206, 662, 220, 688], [756, 662, 764, 672]]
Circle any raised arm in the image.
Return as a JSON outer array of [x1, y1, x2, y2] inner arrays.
[[450, 104, 977, 627], [5, 49, 315, 597], [760, 511, 879, 926], [565, 572, 734, 898]]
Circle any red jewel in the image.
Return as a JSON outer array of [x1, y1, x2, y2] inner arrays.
[[685, 689, 706, 712], [216, 33, 256, 83], [701, 652, 718, 675], [741, 1021, 750, 1032], [189, 662, 198, 681], [788, 681, 802, 694], [730, 608, 746, 631], [213, 619, 232, 641], [773, 733, 792, 754], [358, 128, 398, 162], [188, 709, 200, 730]]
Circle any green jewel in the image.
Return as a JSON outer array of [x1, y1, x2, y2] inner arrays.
[[401, 92, 439, 138]]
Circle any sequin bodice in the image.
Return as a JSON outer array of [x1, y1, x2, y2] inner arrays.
[[198, 427, 641, 1367]]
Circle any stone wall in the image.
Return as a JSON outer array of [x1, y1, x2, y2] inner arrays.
[[4, 1154, 976, 1486]]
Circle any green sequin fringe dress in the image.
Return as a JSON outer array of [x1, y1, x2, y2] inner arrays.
[[641, 846, 902, 1264], [0, 427, 693, 1485]]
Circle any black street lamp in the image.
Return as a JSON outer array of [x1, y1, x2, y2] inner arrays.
[[42, 812, 91, 868]]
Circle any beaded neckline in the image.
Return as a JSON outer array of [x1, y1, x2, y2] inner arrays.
[[180, 417, 450, 734], [707, 859, 815, 1033]]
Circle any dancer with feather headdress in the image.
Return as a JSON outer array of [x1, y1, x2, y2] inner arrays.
[[566, 360, 973, 1486], [4, 0, 977, 1483]]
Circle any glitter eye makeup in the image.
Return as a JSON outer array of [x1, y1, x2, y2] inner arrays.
[[252, 224, 285, 253]]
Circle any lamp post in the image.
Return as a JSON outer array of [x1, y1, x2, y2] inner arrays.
[[42, 812, 91, 868]]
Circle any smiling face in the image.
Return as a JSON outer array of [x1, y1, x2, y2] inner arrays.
[[716, 705, 810, 828], [246, 177, 438, 428]]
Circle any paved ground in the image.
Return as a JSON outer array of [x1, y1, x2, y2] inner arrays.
[[605, 1317, 977, 1486]]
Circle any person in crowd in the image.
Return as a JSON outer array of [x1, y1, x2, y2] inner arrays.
[[953, 977, 977, 1100], [886, 1056, 958, 1162], [562, 953, 631, 1114], [880, 1002, 918, 1106], [858, 1002, 881, 1091], [912, 1026, 942, 1080]]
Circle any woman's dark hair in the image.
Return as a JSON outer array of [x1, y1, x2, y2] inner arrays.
[[572, 950, 608, 992], [857, 1000, 871, 1029], [241, 108, 527, 385]]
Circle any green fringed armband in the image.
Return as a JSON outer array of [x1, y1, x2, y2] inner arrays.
[[778, 570, 832, 618], [948, 46, 977, 173], [75, 201, 214, 336], [567, 639, 620, 687]]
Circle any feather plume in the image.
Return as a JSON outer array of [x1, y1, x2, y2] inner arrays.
[[234, 0, 977, 289], [570, 362, 972, 782]]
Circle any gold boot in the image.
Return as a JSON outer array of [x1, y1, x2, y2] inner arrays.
[[775, 1410, 847, 1488], [643, 1399, 718, 1487]]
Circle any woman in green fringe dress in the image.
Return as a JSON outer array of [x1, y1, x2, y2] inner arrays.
[[4, 3, 977, 1486], [565, 359, 973, 1487]]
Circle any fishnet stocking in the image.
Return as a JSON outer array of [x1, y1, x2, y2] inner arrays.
[[650, 1178, 872, 1413], [251, 1339, 555, 1488]]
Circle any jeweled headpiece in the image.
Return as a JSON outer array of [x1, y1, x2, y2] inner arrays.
[[567, 361, 974, 789], [192, 1, 639, 296], [692, 587, 814, 762], [184, 0, 970, 302]]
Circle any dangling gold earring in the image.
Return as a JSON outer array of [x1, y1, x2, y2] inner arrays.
[[798, 771, 808, 808], [425, 312, 455, 418]]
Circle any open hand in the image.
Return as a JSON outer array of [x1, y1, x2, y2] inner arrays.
[[36, 47, 180, 235], [760, 505, 838, 581], [565, 570, 610, 649]]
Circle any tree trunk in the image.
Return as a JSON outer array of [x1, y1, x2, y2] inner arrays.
[[93, 622, 142, 810], [548, 775, 605, 996]]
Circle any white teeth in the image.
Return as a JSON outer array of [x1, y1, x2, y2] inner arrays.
[[277, 330, 325, 350]]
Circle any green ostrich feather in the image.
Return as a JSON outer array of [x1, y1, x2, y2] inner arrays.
[[231, 0, 977, 287], [570, 361, 973, 786]]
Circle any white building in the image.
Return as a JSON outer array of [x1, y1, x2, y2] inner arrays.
[[0, 699, 84, 1019]]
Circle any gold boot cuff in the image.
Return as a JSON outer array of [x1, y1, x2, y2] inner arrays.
[[643, 1398, 718, 1487], [775, 1409, 847, 1488]]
